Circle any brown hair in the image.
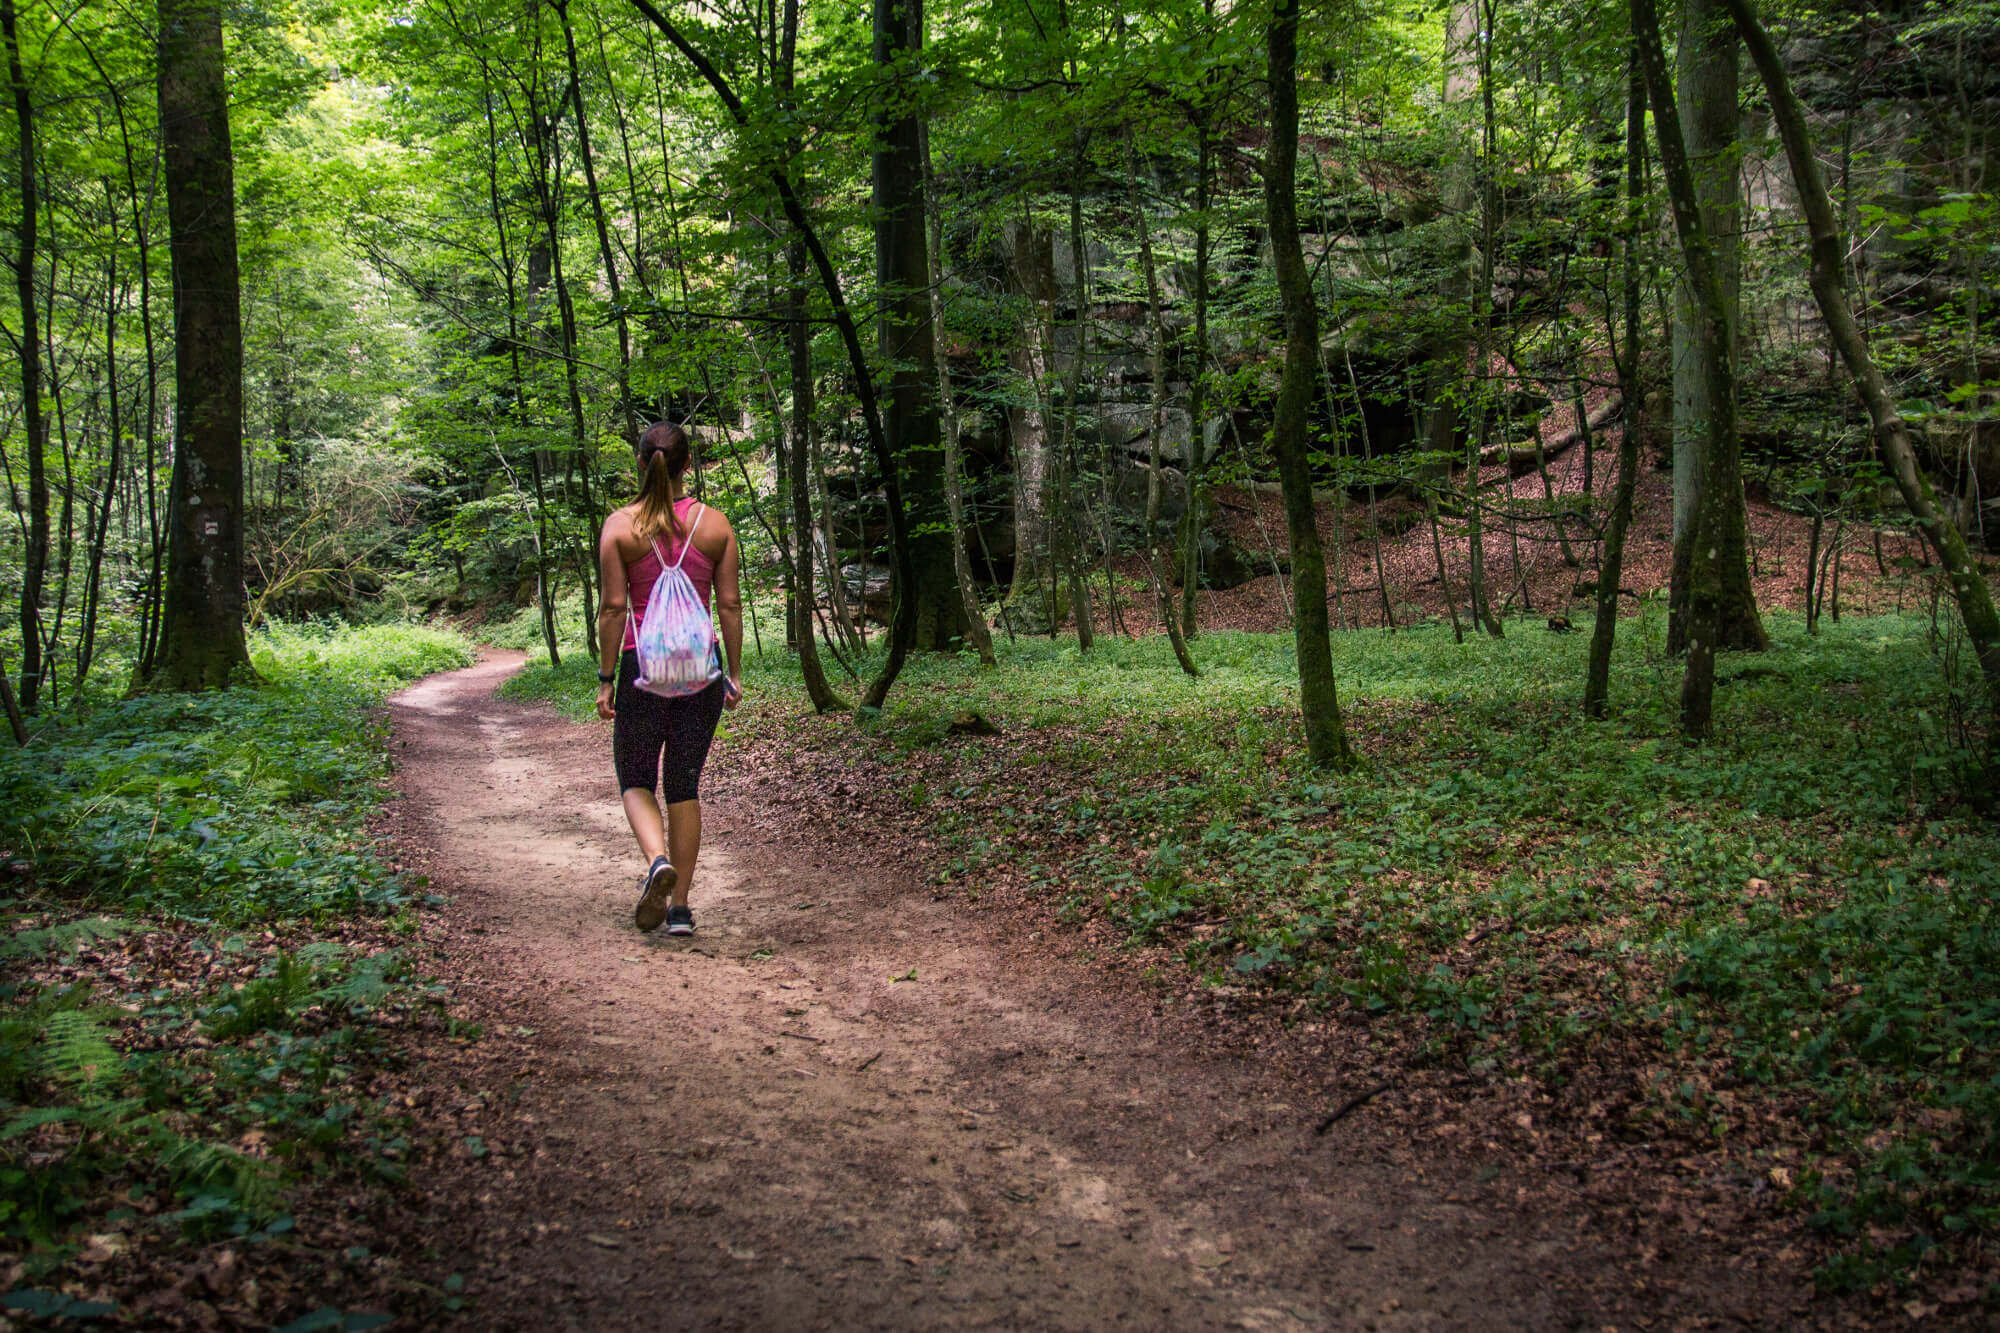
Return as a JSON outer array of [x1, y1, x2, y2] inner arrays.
[[633, 422, 691, 542]]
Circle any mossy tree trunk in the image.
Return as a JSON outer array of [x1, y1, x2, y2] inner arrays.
[[1128, 147, 1198, 677], [1266, 0, 1354, 770], [921, 123, 996, 666], [1666, 0, 1765, 657], [776, 0, 845, 710], [1002, 219, 1060, 635], [141, 0, 256, 692], [4, 0, 48, 709], [1585, 52, 1649, 719], [874, 0, 965, 654], [1633, 0, 1758, 739]]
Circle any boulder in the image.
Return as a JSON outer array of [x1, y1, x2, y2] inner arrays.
[[1197, 527, 1289, 590], [840, 563, 893, 625]]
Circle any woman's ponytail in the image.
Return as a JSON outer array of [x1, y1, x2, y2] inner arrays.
[[633, 422, 691, 542]]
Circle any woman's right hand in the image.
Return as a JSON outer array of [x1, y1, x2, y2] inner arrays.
[[597, 682, 616, 721]]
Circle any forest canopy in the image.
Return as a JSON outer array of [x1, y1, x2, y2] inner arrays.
[[2, 0, 1992, 737]]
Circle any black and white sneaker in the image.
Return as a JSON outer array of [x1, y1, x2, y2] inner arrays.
[[634, 857, 675, 932], [665, 903, 695, 937]]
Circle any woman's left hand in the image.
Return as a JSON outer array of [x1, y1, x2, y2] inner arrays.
[[597, 682, 616, 721], [723, 675, 743, 710]]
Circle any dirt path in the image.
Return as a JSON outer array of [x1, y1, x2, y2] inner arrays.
[[384, 654, 1796, 1331]]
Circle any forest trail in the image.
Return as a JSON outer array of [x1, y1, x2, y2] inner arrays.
[[383, 654, 1781, 1331]]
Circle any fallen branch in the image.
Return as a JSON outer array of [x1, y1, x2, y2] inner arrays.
[[1477, 393, 1623, 476], [1315, 1080, 1394, 1134]]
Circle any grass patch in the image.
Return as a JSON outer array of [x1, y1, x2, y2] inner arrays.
[[726, 609, 1998, 1289]]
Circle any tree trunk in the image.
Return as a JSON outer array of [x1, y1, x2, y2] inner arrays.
[[1585, 52, 1648, 719], [788, 244, 849, 706], [920, 125, 995, 666], [813, 429, 863, 656], [1421, 0, 1479, 483], [1430, 489, 1465, 642], [555, 0, 638, 447], [140, 0, 255, 692], [1179, 124, 1213, 640], [1060, 167, 1096, 652], [527, 447, 562, 668], [589, 9, 651, 298], [777, 1, 847, 706], [1666, 0, 1763, 656], [1340, 343, 1397, 630], [76, 191, 124, 688], [1463, 0, 1502, 637], [874, 0, 963, 654], [540, 161, 599, 653], [475, 60, 561, 669], [1725, 0, 2000, 743], [0, 650, 24, 744], [3, 0, 47, 710], [125, 100, 166, 677], [1001, 218, 1059, 634], [1633, 0, 1761, 740], [1128, 149, 1198, 677], [1267, 0, 1354, 769]]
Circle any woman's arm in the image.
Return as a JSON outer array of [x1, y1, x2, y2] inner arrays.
[[714, 524, 744, 705], [595, 515, 630, 721]]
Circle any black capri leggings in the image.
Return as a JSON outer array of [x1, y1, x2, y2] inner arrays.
[[613, 649, 726, 802]]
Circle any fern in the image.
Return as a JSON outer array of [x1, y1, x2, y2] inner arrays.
[[37, 1010, 121, 1092], [148, 1126, 275, 1211], [0, 1104, 81, 1141], [206, 952, 318, 1038], [321, 952, 400, 1010], [0, 917, 129, 962]]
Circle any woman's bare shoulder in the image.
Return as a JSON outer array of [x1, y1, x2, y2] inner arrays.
[[694, 502, 735, 559]]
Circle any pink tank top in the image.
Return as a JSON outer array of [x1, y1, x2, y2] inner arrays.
[[622, 498, 717, 652]]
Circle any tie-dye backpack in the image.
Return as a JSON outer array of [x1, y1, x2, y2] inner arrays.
[[632, 504, 722, 699]]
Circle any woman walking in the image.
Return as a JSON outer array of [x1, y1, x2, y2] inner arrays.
[[596, 422, 743, 935]]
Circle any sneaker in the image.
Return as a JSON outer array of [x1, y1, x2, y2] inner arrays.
[[665, 903, 695, 937], [634, 856, 675, 932]]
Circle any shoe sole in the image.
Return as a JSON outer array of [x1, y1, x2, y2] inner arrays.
[[635, 863, 676, 932], [665, 920, 694, 937]]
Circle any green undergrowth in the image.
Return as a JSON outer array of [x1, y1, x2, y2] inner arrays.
[[719, 608, 1997, 1293], [1, 622, 471, 920], [0, 621, 473, 1302]]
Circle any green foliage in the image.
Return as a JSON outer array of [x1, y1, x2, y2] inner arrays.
[[733, 610, 1999, 1279], [0, 623, 470, 922], [0, 982, 271, 1247], [0, 623, 464, 1267], [0, 931, 422, 1250]]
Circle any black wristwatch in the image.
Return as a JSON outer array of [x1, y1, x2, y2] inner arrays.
[[598, 670, 616, 684]]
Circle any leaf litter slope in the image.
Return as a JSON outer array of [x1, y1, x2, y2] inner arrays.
[[385, 653, 1803, 1329]]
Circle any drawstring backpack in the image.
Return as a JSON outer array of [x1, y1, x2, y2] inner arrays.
[[631, 504, 723, 699]]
